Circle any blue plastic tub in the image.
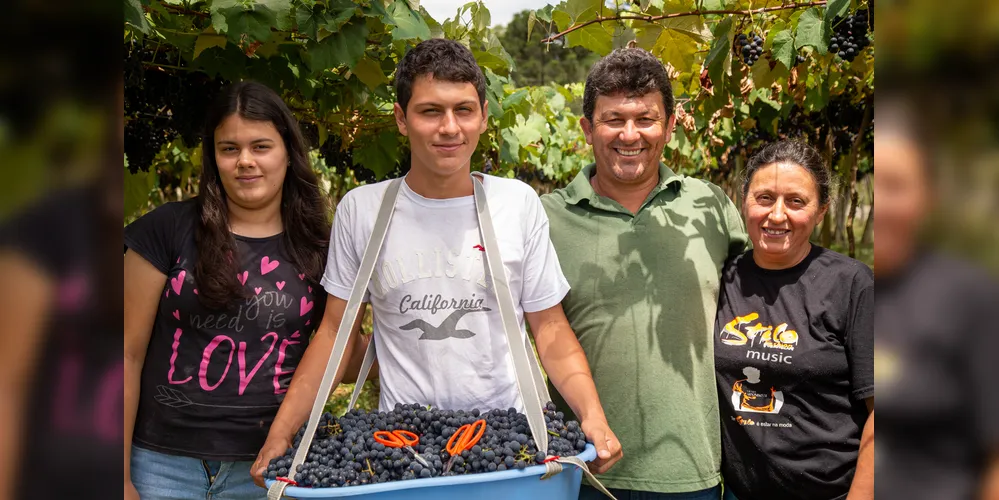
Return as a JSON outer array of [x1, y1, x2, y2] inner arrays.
[[266, 444, 596, 499]]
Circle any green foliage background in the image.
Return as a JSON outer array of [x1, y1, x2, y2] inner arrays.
[[124, 0, 875, 410]]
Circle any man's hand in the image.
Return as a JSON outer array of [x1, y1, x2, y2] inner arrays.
[[251, 436, 292, 488], [580, 418, 623, 474]]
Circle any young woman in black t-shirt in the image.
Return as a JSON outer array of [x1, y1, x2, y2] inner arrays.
[[714, 141, 874, 500], [124, 81, 331, 500]]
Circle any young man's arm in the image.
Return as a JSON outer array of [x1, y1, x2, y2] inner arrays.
[[525, 303, 622, 474], [847, 398, 874, 500], [251, 294, 366, 487]]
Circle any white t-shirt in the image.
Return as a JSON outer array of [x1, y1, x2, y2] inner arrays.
[[321, 174, 569, 412]]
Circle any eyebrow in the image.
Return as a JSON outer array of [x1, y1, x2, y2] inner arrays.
[[599, 110, 661, 119], [414, 100, 478, 108], [216, 138, 276, 146]]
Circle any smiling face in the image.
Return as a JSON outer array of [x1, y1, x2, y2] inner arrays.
[[394, 75, 487, 179], [744, 162, 828, 269], [214, 114, 289, 211], [581, 91, 675, 186]]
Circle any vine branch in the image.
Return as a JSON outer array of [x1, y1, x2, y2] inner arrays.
[[541, 1, 827, 43]]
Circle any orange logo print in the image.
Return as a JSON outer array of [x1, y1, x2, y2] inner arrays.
[[720, 312, 798, 350]]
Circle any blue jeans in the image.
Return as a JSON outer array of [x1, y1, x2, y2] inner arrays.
[[580, 483, 722, 500], [130, 444, 266, 500]]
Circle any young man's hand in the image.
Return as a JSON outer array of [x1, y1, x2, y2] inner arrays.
[[580, 417, 623, 474], [251, 436, 292, 488]]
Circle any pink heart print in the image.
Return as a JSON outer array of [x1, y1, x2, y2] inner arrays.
[[238, 271, 248, 285], [193, 289, 198, 295], [291, 330, 301, 338], [298, 273, 305, 280], [170, 270, 186, 295], [277, 281, 286, 290], [300, 297, 314, 316], [172, 310, 180, 320], [255, 287, 263, 295], [261, 257, 280, 275], [308, 286, 312, 293]]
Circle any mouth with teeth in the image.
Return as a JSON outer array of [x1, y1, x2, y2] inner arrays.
[[614, 148, 643, 157], [762, 227, 791, 237]]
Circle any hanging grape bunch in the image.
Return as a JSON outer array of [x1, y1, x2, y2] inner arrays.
[[735, 33, 764, 66], [830, 8, 871, 62]]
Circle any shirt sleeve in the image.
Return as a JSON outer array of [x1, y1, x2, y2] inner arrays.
[[320, 193, 366, 302], [846, 266, 875, 401], [720, 187, 750, 258], [519, 191, 570, 313], [123, 202, 183, 275]]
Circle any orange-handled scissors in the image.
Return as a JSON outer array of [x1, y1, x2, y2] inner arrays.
[[444, 419, 486, 473], [373, 429, 431, 469]]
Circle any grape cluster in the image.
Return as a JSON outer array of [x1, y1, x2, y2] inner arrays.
[[124, 41, 227, 173], [264, 402, 587, 489], [735, 33, 764, 66], [830, 9, 871, 62]]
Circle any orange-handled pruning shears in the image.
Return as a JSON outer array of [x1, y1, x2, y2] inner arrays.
[[444, 419, 486, 473], [373, 429, 431, 469]]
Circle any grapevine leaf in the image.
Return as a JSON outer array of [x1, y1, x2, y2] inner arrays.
[[386, 0, 431, 41], [194, 33, 227, 59], [352, 56, 387, 89], [565, 23, 614, 55], [353, 130, 400, 179], [795, 7, 827, 55], [308, 18, 368, 71], [651, 27, 698, 75], [705, 16, 733, 86], [296, 2, 328, 40], [824, 0, 850, 25], [124, 166, 157, 218], [125, 0, 151, 33], [770, 29, 795, 71]]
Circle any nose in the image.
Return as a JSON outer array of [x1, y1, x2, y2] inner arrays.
[[439, 110, 460, 136], [237, 149, 255, 168], [768, 198, 788, 224], [619, 120, 640, 143]]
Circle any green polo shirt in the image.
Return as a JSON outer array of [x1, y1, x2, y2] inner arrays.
[[541, 163, 748, 493]]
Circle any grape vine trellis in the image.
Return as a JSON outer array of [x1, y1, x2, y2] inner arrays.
[[123, 0, 873, 256]]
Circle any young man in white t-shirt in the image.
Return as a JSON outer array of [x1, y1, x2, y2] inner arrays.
[[252, 38, 622, 485]]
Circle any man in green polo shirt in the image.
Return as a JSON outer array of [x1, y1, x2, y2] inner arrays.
[[541, 48, 748, 499]]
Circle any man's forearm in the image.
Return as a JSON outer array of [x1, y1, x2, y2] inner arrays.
[[847, 411, 874, 500], [533, 320, 606, 423]]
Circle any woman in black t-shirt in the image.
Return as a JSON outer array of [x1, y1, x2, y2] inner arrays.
[[714, 141, 874, 500], [124, 81, 331, 500]]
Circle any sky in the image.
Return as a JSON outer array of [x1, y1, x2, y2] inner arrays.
[[418, 0, 560, 28]]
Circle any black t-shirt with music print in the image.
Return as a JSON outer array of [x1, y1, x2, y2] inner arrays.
[[125, 199, 324, 461], [714, 245, 874, 500]]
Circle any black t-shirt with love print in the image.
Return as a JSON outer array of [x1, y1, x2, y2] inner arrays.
[[714, 245, 874, 500], [125, 199, 323, 461]]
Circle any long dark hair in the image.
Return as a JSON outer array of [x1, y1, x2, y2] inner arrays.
[[195, 80, 330, 310]]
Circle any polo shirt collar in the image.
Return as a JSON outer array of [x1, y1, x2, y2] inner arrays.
[[563, 162, 683, 209]]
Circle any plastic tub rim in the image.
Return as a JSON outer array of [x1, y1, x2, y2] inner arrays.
[[265, 443, 597, 498]]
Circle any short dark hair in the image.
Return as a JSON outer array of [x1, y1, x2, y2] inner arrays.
[[582, 48, 675, 122], [394, 38, 486, 115], [743, 140, 832, 207]]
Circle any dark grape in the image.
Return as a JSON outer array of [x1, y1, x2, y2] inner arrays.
[[733, 32, 764, 66], [266, 403, 590, 489], [124, 40, 228, 173], [830, 8, 872, 63]]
